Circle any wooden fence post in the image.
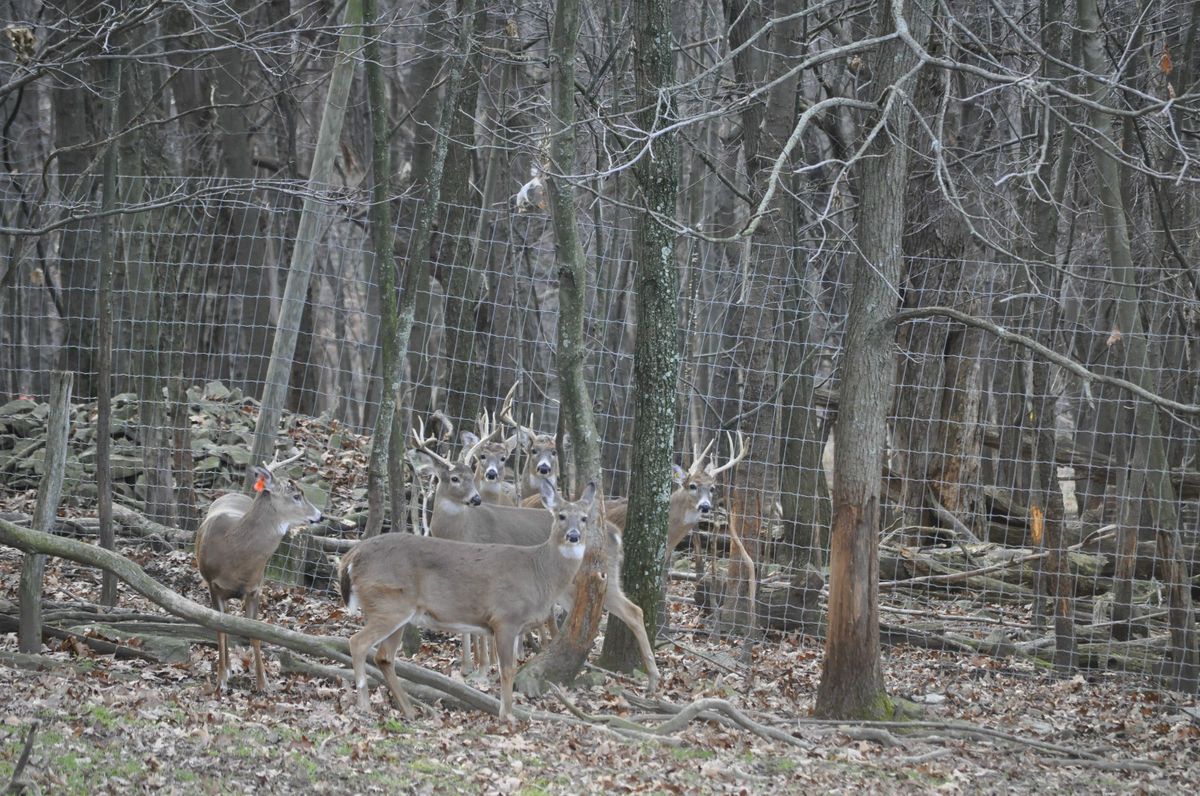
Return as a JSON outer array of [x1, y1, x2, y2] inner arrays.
[[17, 370, 72, 652]]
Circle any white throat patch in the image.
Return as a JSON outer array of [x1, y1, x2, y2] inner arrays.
[[560, 543, 585, 560]]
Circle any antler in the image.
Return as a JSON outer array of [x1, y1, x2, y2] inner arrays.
[[461, 409, 504, 464], [411, 416, 455, 468], [706, 430, 748, 478], [263, 449, 304, 474], [686, 436, 718, 479], [498, 381, 534, 440]]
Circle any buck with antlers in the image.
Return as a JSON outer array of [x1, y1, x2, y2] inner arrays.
[[459, 398, 521, 507], [408, 421, 660, 691], [498, 394, 559, 503], [605, 431, 748, 568], [340, 479, 593, 721], [194, 451, 323, 691]]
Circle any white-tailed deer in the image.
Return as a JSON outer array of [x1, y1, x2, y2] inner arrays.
[[459, 409, 519, 507], [194, 453, 323, 691], [607, 431, 747, 558], [340, 480, 594, 721], [499, 398, 559, 501], [410, 425, 660, 691]]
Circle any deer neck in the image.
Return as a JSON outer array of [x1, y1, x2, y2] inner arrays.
[[240, 494, 291, 539], [531, 535, 585, 595], [670, 488, 698, 529]]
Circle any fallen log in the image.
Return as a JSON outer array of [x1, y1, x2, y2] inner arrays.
[[0, 612, 162, 662]]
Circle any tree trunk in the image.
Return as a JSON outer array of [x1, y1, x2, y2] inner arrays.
[[96, 51, 120, 608], [439, 9, 487, 431], [216, 0, 273, 393], [814, 0, 933, 720], [367, 0, 477, 538], [515, 0, 608, 691], [598, 0, 680, 674], [51, 0, 101, 395], [363, 0, 400, 539], [250, 0, 365, 583], [1077, 0, 1198, 687], [249, 0, 364, 485]]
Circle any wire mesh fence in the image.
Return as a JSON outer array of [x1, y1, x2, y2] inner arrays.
[[0, 172, 1197, 696]]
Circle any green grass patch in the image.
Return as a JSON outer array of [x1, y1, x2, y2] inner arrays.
[[670, 746, 715, 762]]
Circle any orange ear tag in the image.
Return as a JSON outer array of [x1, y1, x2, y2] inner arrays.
[[254, 476, 266, 493]]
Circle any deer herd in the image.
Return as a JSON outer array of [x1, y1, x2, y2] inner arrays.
[[194, 384, 747, 722]]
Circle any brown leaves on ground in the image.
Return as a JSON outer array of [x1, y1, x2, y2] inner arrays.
[[0, 542, 1197, 794]]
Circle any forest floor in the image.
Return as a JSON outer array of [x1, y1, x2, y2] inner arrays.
[[1, 543, 1197, 795]]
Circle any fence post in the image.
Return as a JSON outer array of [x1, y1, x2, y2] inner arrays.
[[18, 370, 73, 653]]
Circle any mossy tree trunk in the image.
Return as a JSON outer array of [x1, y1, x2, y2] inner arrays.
[[597, 0, 680, 674], [365, 0, 478, 538], [516, 0, 607, 691]]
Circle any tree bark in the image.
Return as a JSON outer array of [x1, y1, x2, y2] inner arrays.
[[814, 0, 933, 720], [598, 0, 680, 674]]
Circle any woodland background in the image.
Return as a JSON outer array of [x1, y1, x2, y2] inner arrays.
[[0, 0, 1197, 760]]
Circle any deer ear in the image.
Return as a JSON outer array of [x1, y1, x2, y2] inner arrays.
[[460, 431, 479, 447], [580, 481, 597, 508], [672, 465, 686, 485]]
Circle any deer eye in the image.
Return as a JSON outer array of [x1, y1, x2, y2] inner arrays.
[[450, 476, 460, 484], [499, 456, 506, 463], [688, 483, 697, 491], [550, 451, 557, 457], [558, 513, 566, 521]]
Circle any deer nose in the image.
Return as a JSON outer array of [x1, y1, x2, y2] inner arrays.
[[485, 469, 499, 481], [698, 501, 712, 514], [469, 495, 482, 506], [537, 463, 552, 475], [566, 529, 581, 544]]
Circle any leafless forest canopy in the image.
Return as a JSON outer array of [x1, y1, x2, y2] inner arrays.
[[0, 0, 1198, 692]]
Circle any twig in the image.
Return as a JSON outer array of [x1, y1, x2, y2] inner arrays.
[[649, 698, 812, 748], [841, 726, 908, 747], [5, 720, 39, 795], [1039, 757, 1161, 772], [896, 747, 953, 766]]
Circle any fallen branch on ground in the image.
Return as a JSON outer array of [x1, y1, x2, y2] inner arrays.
[[5, 720, 39, 795], [0, 515, 503, 717]]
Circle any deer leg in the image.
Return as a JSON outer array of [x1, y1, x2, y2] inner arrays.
[[373, 629, 416, 719], [493, 626, 520, 724], [208, 586, 228, 693], [602, 590, 661, 693], [460, 633, 476, 675], [244, 590, 267, 692], [472, 634, 490, 672], [349, 613, 412, 712]]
